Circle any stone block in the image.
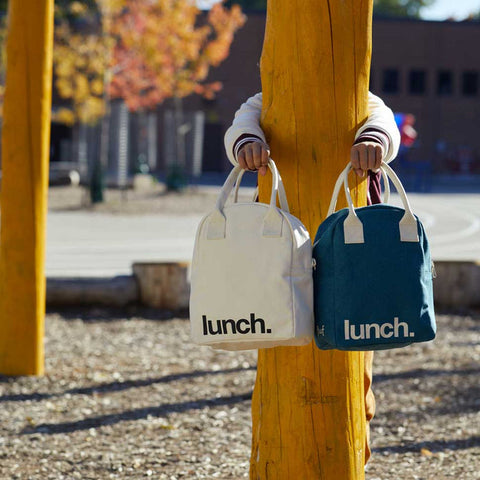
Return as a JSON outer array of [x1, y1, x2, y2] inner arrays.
[[433, 261, 480, 309], [132, 262, 189, 310]]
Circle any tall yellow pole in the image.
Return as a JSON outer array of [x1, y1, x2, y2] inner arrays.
[[251, 0, 373, 477], [0, 0, 54, 375]]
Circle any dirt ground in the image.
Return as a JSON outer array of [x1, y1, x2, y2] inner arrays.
[[2, 183, 476, 478], [0, 309, 479, 479]]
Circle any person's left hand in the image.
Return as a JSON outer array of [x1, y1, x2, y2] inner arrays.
[[350, 141, 384, 177]]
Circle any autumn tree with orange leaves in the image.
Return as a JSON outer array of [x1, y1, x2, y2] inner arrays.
[[109, 0, 245, 187], [110, 0, 245, 110], [54, 0, 245, 122], [53, 0, 244, 197]]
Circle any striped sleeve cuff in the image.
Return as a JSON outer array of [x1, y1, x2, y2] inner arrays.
[[354, 127, 390, 156], [233, 135, 270, 163]]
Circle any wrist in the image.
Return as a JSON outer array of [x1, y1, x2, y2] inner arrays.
[[354, 128, 389, 158], [233, 135, 270, 163]]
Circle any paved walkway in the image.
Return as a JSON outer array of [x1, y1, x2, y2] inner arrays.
[[46, 213, 202, 277], [409, 194, 480, 261], [46, 193, 480, 277]]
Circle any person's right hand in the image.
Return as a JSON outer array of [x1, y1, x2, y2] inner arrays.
[[237, 141, 270, 176]]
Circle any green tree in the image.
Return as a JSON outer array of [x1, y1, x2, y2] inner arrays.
[[373, 0, 435, 18]]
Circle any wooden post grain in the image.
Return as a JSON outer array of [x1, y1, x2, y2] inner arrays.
[[251, 0, 373, 477], [0, 0, 54, 375]]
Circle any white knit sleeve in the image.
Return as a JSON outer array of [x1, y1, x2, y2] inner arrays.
[[355, 92, 401, 164], [224, 93, 268, 166]]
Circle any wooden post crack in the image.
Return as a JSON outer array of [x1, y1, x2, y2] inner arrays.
[[251, 0, 373, 477]]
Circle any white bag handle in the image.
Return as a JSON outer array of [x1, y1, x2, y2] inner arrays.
[[217, 160, 289, 212], [207, 160, 290, 240], [381, 168, 390, 204], [232, 161, 290, 213], [232, 176, 259, 204], [327, 161, 419, 244]]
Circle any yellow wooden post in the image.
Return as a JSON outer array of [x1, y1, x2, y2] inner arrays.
[[251, 0, 373, 477], [0, 0, 54, 375]]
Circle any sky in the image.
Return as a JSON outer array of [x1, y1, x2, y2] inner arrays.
[[197, 0, 220, 9], [198, 0, 480, 21], [421, 0, 480, 20]]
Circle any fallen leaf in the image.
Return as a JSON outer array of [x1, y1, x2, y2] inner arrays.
[[421, 448, 434, 457]]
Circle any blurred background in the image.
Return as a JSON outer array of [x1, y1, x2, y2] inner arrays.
[[1, 0, 480, 196]]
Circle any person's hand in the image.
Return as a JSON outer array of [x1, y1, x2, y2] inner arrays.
[[237, 141, 270, 176], [350, 141, 384, 177]]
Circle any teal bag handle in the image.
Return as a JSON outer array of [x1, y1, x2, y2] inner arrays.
[[326, 162, 419, 244]]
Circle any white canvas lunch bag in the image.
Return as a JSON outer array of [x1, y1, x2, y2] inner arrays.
[[189, 160, 314, 350]]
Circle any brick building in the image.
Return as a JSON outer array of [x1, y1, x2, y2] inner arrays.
[[371, 18, 480, 174], [184, 14, 480, 175], [42, 13, 480, 182]]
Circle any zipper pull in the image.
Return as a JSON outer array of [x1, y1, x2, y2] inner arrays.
[[312, 258, 317, 270], [431, 261, 437, 279]]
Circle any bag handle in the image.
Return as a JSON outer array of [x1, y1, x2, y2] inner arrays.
[[381, 168, 390, 204], [207, 160, 289, 240], [233, 166, 290, 212], [328, 165, 390, 216], [233, 177, 259, 204], [327, 162, 419, 244], [217, 160, 289, 212]]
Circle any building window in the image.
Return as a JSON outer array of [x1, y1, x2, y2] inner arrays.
[[437, 70, 453, 96], [382, 69, 399, 94], [462, 71, 478, 96], [409, 70, 426, 95]]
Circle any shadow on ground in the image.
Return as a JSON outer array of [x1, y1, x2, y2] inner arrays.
[[22, 391, 253, 435], [46, 305, 190, 322]]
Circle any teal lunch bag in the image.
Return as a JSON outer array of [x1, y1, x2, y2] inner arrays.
[[313, 162, 436, 351]]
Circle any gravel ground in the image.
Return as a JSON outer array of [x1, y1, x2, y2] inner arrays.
[[0, 310, 479, 479], [47, 184, 230, 216]]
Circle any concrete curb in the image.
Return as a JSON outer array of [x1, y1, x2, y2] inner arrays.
[[433, 260, 480, 310], [46, 261, 480, 310], [47, 276, 139, 308]]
